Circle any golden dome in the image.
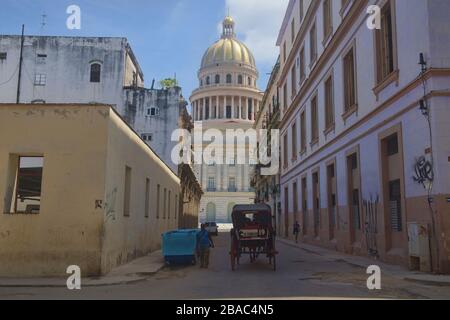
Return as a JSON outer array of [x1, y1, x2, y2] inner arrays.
[[201, 38, 256, 69], [200, 16, 256, 70]]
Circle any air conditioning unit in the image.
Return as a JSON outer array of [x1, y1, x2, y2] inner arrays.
[[407, 222, 431, 272]]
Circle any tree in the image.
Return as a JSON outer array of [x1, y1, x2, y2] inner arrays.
[[159, 78, 178, 89]]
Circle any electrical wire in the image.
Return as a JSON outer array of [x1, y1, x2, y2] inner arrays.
[[0, 63, 19, 86], [419, 65, 440, 272]]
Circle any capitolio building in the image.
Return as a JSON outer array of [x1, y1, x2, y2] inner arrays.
[[190, 16, 263, 223]]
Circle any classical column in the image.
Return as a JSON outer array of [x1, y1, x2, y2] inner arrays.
[[231, 96, 235, 119]]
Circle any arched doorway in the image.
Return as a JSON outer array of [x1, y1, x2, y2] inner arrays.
[[206, 202, 216, 222], [227, 202, 236, 223]]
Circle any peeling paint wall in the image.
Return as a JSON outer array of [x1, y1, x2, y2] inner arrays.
[[0, 104, 180, 277], [0, 104, 108, 277]]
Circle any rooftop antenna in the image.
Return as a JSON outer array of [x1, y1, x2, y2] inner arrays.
[[40, 13, 47, 34]]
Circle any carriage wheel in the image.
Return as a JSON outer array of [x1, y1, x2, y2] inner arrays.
[[230, 252, 237, 271]]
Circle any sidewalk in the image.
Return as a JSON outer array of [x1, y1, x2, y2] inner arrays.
[[277, 237, 450, 287], [0, 250, 165, 288]]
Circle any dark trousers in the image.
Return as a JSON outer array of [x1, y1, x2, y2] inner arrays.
[[199, 247, 210, 268]]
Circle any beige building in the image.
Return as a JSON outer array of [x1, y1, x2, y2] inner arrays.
[[277, 0, 450, 273], [190, 16, 263, 223], [0, 103, 180, 277]]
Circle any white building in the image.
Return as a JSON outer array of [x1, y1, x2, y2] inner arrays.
[[190, 17, 263, 223], [0, 35, 185, 172], [277, 0, 450, 273]]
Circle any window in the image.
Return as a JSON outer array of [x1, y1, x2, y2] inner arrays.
[[387, 134, 399, 156], [299, 47, 306, 83], [208, 177, 216, 191], [283, 134, 288, 168], [141, 133, 153, 142], [375, 1, 396, 84], [323, 0, 333, 41], [147, 107, 159, 116], [291, 18, 295, 44], [283, 83, 288, 110], [309, 22, 317, 65], [175, 195, 178, 220], [283, 41, 287, 62], [248, 77, 252, 86], [215, 74, 220, 84], [300, 111, 306, 152], [238, 74, 243, 84], [90, 63, 101, 83], [291, 122, 297, 160], [37, 54, 47, 64], [34, 74, 46, 86], [389, 179, 402, 231], [145, 178, 150, 218], [123, 166, 131, 217], [168, 190, 171, 219], [0, 52, 6, 60], [163, 188, 167, 219], [226, 105, 232, 119], [228, 177, 236, 191], [9, 156, 44, 214], [206, 76, 210, 85], [156, 184, 160, 219], [350, 153, 358, 170], [324, 75, 334, 130], [291, 65, 297, 98], [226, 74, 232, 84], [343, 47, 356, 114], [311, 96, 318, 143]]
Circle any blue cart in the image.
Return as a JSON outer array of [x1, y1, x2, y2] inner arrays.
[[162, 229, 200, 265]]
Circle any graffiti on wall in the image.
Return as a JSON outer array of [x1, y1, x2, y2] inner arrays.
[[105, 187, 117, 222], [413, 156, 434, 189]]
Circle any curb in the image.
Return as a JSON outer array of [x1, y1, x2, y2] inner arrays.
[[404, 277, 450, 287], [0, 264, 165, 288]]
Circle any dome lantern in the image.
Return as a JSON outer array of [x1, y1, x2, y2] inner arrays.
[[200, 16, 256, 70], [222, 16, 235, 39]]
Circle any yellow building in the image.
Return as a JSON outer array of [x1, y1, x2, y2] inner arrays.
[[0, 103, 180, 277]]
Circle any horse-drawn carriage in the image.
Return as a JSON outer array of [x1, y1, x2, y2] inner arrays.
[[229, 204, 278, 271]]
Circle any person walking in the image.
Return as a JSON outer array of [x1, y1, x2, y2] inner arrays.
[[293, 221, 300, 243], [197, 224, 214, 268]]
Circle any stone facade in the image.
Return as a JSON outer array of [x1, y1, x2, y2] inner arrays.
[[277, 0, 450, 273]]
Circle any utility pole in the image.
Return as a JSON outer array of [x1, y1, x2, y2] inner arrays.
[[16, 24, 25, 104]]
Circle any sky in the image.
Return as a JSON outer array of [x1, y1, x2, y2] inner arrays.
[[0, 0, 289, 107]]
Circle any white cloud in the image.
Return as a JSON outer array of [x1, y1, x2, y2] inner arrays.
[[224, 0, 289, 65]]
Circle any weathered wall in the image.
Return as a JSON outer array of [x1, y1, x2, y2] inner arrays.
[[101, 109, 180, 274], [0, 104, 108, 277], [123, 87, 183, 173], [0, 36, 127, 113]]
